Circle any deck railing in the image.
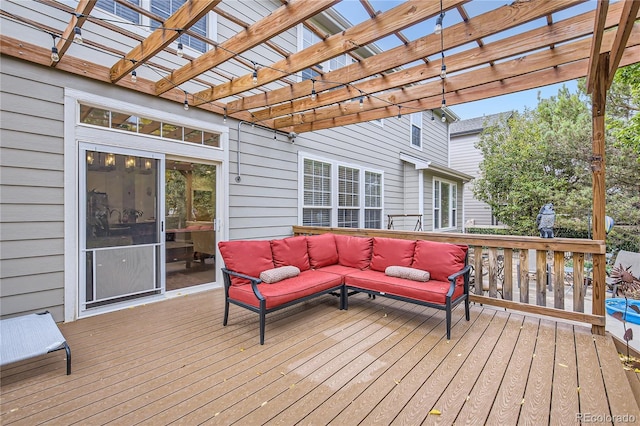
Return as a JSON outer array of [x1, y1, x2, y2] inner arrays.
[[292, 226, 607, 334]]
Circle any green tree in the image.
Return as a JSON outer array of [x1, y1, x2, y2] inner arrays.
[[474, 65, 639, 243]]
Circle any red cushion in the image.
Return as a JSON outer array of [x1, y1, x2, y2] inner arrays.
[[306, 233, 339, 268], [227, 270, 343, 309], [412, 240, 468, 283], [218, 240, 274, 286], [335, 234, 373, 270], [369, 237, 416, 272], [271, 236, 310, 271]]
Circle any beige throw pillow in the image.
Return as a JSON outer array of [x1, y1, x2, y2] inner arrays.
[[385, 265, 430, 282], [260, 265, 301, 283]]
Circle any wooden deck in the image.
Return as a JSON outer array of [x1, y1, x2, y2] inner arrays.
[[2, 289, 638, 425]]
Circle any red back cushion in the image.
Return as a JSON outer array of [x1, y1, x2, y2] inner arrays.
[[335, 234, 373, 270], [271, 236, 310, 271], [412, 240, 468, 283], [370, 237, 416, 272], [218, 240, 274, 285], [306, 233, 339, 268]]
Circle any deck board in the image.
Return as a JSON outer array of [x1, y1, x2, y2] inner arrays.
[[1, 288, 638, 425]]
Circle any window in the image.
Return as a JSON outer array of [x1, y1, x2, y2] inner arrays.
[[338, 166, 359, 228], [410, 112, 422, 149], [303, 159, 332, 226], [301, 155, 383, 229], [434, 179, 458, 230], [364, 171, 382, 228], [300, 26, 353, 81], [151, 0, 207, 52], [97, 0, 211, 53], [96, 0, 140, 23]]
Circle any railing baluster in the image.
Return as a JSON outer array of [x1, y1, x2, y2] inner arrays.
[[474, 248, 484, 295], [573, 253, 585, 313], [488, 247, 498, 298], [504, 248, 513, 300], [536, 250, 547, 306], [554, 251, 565, 309], [520, 249, 529, 303]]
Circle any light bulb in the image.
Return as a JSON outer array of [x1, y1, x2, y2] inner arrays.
[[441, 114, 447, 123], [311, 89, 316, 101], [397, 107, 402, 119], [74, 27, 83, 44], [131, 70, 137, 83], [177, 42, 183, 58], [359, 96, 364, 109], [51, 46, 59, 62], [252, 70, 258, 85], [434, 13, 444, 35], [440, 64, 447, 79], [184, 100, 189, 110], [223, 115, 227, 123]]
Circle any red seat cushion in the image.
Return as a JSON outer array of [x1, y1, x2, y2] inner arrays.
[[412, 240, 468, 284], [271, 236, 310, 271], [218, 240, 274, 286], [307, 233, 339, 268], [228, 270, 343, 309], [345, 270, 462, 305], [369, 237, 416, 272], [335, 234, 373, 270]]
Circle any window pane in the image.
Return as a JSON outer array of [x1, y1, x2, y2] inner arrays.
[[365, 171, 382, 208], [203, 131, 221, 147], [338, 166, 359, 207], [184, 128, 203, 144], [80, 105, 110, 127], [364, 210, 381, 229], [111, 112, 137, 132], [411, 125, 421, 147], [96, 0, 140, 23], [304, 159, 331, 207], [442, 182, 450, 228], [303, 208, 330, 226], [151, 0, 207, 52], [338, 209, 359, 228], [139, 118, 162, 137]]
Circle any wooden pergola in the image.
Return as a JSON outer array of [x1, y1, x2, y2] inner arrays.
[[1, 0, 639, 332]]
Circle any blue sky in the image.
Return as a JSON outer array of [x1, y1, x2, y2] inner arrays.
[[331, 0, 594, 120]]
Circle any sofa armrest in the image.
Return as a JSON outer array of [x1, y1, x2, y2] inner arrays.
[[447, 264, 471, 297], [221, 268, 265, 301]]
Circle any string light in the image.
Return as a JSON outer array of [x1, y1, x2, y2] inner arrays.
[[434, 13, 444, 35], [431, 110, 435, 121], [359, 95, 364, 110], [50, 34, 59, 62], [397, 105, 402, 119], [310, 79, 317, 101], [440, 63, 447, 79], [73, 26, 83, 44], [223, 107, 227, 123], [131, 69, 137, 83], [176, 30, 184, 58], [252, 61, 258, 85], [183, 91, 189, 110]]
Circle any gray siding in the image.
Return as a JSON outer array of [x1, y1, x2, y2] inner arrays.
[[450, 130, 494, 226]]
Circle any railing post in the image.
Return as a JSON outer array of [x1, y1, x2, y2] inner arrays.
[[536, 250, 547, 306]]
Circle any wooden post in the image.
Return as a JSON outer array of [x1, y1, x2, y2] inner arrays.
[[591, 53, 608, 336]]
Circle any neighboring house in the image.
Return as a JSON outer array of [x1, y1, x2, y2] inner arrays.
[[450, 112, 512, 228], [0, 1, 472, 322]]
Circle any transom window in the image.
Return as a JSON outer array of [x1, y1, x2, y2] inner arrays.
[[79, 104, 220, 147], [301, 155, 383, 229], [434, 179, 458, 230]]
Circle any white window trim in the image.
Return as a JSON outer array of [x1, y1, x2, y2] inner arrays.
[[298, 152, 384, 229], [410, 112, 423, 151], [433, 177, 458, 231], [64, 88, 230, 322]]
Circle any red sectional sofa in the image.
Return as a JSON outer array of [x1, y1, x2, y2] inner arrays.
[[218, 233, 470, 344]]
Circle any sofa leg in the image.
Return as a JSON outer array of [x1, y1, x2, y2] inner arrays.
[[446, 308, 452, 340], [465, 297, 470, 321], [259, 313, 266, 345], [223, 300, 229, 326], [340, 286, 347, 310]]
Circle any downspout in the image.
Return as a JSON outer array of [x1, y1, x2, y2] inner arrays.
[[235, 121, 248, 183], [235, 121, 295, 183]]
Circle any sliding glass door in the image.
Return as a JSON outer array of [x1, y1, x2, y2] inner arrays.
[[80, 144, 163, 310]]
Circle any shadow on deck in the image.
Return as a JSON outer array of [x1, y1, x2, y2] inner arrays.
[[1, 289, 638, 424]]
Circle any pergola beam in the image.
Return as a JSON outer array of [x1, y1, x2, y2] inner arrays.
[[109, 0, 220, 83], [51, 0, 94, 67], [227, 0, 583, 114], [606, 0, 640, 89], [291, 43, 640, 133], [252, 2, 625, 123], [278, 20, 639, 129], [585, 0, 609, 94], [156, 0, 338, 95], [193, 0, 468, 105]]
